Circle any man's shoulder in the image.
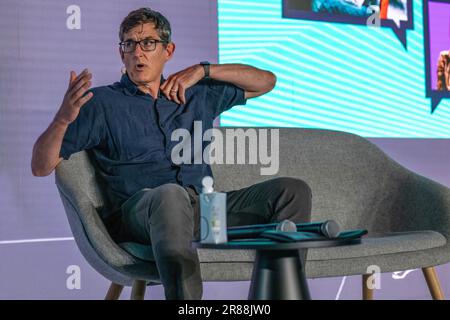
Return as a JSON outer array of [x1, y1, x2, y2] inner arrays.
[[89, 82, 122, 96], [195, 78, 231, 87], [87, 82, 126, 104], [191, 78, 236, 93]]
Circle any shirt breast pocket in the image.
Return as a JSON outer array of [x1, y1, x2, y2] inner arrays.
[[174, 110, 203, 131], [123, 134, 165, 162]]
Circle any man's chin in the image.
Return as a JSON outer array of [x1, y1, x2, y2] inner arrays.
[[129, 72, 155, 85]]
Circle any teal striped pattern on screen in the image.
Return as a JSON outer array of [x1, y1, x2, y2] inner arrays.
[[218, 0, 450, 137]]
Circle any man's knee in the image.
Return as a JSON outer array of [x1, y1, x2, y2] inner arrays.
[[149, 183, 194, 225], [270, 177, 312, 200], [153, 183, 190, 202], [149, 184, 191, 211], [269, 177, 312, 223]]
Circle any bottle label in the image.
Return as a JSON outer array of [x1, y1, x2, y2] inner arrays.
[[200, 193, 227, 244]]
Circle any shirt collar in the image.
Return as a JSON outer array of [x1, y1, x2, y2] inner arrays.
[[121, 73, 166, 98]]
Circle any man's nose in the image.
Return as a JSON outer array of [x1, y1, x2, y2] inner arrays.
[[132, 43, 144, 56]]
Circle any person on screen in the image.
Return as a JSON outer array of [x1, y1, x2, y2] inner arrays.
[[312, 0, 375, 16], [310, 0, 407, 18], [31, 8, 313, 300], [437, 50, 450, 91]]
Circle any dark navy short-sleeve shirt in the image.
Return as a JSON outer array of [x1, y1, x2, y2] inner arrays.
[[60, 73, 246, 218]]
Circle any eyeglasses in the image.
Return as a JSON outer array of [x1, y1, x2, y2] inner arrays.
[[119, 38, 167, 53]]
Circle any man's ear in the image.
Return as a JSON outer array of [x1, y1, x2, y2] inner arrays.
[[164, 42, 176, 62], [119, 47, 125, 62]]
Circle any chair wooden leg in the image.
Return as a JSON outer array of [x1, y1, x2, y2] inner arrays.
[[131, 280, 147, 300], [422, 267, 445, 300], [362, 274, 374, 300], [105, 282, 124, 300]]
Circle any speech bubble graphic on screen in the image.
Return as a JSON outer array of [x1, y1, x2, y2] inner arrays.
[[282, 0, 413, 49], [424, 0, 450, 113]]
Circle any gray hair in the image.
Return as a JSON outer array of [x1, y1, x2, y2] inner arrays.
[[119, 7, 171, 44]]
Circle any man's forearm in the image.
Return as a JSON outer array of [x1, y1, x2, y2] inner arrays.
[[209, 64, 276, 99], [31, 120, 68, 176]]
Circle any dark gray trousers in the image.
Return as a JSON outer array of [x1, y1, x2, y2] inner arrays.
[[115, 177, 312, 300]]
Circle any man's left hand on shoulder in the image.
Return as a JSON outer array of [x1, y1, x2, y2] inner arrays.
[[160, 63, 277, 104], [160, 64, 204, 104]]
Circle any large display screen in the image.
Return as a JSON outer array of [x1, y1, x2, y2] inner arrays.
[[218, 0, 450, 137]]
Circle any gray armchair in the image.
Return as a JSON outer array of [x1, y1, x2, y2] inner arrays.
[[55, 128, 449, 299]]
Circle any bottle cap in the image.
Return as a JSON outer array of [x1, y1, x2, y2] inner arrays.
[[202, 176, 214, 193]]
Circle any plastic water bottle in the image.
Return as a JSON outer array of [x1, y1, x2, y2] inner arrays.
[[200, 176, 227, 244]]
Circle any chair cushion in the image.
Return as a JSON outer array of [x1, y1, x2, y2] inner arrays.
[[119, 242, 155, 262], [199, 231, 446, 263], [119, 230, 446, 263], [308, 230, 446, 261]]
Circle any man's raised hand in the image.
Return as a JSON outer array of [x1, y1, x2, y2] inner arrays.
[[54, 69, 93, 126]]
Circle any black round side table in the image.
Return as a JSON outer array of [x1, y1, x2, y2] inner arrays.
[[193, 237, 361, 300]]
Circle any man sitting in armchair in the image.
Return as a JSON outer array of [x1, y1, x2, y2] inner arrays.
[[31, 7, 312, 300]]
